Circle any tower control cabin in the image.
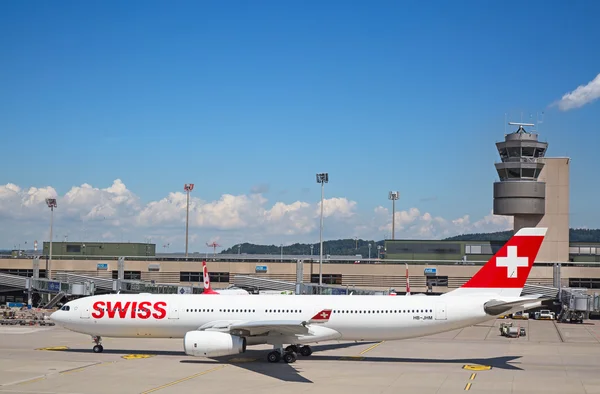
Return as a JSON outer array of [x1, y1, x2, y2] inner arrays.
[[493, 122, 570, 263]]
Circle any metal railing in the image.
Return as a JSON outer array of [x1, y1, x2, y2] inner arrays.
[[53, 272, 113, 291], [521, 284, 560, 298], [0, 272, 27, 289], [44, 291, 66, 309]]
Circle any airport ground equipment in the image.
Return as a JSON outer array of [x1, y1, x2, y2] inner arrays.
[[499, 322, 526, 338], [557, 288, 593, 323]]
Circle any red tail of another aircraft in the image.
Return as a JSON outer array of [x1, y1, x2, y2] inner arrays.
[[201, 261, 219, 295]]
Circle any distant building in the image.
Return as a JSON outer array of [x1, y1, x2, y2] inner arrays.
[[42, 242, 156, 258], [383, 239, 600, 266]]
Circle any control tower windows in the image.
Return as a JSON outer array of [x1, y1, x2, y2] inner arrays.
[[521, 168, 536, 178], [521, 147, 535, 157], [498, 148, 508, 160], [534, 147, 545, 157], [507, 147, 520, 158], [507, 168, 520, 178]]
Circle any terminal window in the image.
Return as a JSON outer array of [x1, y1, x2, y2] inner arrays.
[[0, 269, 47, 277], [180, 272, 201, 282], [568, 278, 600, 289], [180, 271, 230, 283], [209, 272, 230, 283], [311, 274, 342, 285], [426, 275, 448, 287], [386, 242, 461, 255], [66, 244, 81, 253], [111, 270, 141, 280]]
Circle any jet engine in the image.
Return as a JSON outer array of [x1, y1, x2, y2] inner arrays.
[[183, 331, 246, 357]]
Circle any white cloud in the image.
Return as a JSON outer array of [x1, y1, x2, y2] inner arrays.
[[555, 72, 600, 111], [0, 179, 516, 251], [373, 207, 513, 239]]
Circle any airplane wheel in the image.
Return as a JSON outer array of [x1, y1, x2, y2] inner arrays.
[[267, 351, 281, 363], [299, 346, 312, 357], [285, 345, 298, 353], [93, 345, 103, 353], [283, 351, 297, 364]]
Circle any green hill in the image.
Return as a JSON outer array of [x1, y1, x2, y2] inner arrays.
[[443, 228, 600, 242], [220, 228, 600, 256]]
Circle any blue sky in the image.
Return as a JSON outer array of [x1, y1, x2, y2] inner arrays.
[[0, 0, 599, 250]]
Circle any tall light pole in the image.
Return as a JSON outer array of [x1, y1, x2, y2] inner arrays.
[[280, 243, 283, 262], [368, 243, 372, 259], [184, 184, 194, 257], [316, 173, 328, 287], [388, 191, 399, 240], [45, 198, 57, 279]]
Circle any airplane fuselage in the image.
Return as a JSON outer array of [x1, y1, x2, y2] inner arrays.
[[54, 293, 494, 344]]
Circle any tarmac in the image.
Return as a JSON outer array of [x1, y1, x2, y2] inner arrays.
[[1, 318, 600, 394]]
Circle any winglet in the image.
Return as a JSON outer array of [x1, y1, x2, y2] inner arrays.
[[201, 260, 219, 295], [308, 309, 332, 323]]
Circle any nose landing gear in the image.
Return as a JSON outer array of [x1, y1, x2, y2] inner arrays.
[[92, 336, 103, 353]]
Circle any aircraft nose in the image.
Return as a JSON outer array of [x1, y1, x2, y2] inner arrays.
[[50, 310, 63, 325]]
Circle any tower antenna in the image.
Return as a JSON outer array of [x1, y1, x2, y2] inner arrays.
[[206, 241, 221, 255]]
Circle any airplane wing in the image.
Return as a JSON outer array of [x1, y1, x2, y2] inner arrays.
[[484, 297, 552, 315], [198, 309, 332, 337]]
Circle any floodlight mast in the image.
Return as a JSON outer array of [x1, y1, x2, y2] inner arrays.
[[45, 198, 57, 279], [388, 191, 399, 240], [316, 173, 328, 288], [184, 184, 194, 257]]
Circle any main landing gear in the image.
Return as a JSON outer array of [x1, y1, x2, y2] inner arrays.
[[92, 336, 104, 353], [266, 345, 313, 364]]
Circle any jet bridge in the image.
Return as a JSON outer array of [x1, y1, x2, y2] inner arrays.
[[0, 257, 203, 308]]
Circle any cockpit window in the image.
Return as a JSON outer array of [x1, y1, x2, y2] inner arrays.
[[61, 305, 70, 311]]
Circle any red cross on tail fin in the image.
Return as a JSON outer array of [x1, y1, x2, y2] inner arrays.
[[308, 309, 332, 324], [443, 227, 547, 298]]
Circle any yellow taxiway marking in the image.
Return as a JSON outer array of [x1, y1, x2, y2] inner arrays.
[[140, 365, 227, 394], [12, 362, 108, 385], [469, 373, 476, 380], [122, 354, 155, 360], [339, 356, 364, 361], [465, 382, 472, 391], [59, 362, 106, 375], [359, 341, 385, 355], [463, 364, 491, 371], [36, 346, 69, 351], [16, 376, 46, 386]]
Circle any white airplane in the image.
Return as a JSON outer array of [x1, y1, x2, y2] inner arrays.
[[51, 227, 547, 364], [200, 261, 249, 295]]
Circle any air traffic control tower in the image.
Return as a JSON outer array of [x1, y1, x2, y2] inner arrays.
[[493, 122, 570, 262]]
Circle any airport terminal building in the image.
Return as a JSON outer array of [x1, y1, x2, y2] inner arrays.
[[1, 123, 600, 302]]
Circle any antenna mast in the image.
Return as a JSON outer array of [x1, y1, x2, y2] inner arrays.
[[206, 241, 221, 255]]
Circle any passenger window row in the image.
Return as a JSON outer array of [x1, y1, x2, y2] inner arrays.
[[182, 308, 433, 314], [184, 309, 257, 313], [332, 309, 433, 314]]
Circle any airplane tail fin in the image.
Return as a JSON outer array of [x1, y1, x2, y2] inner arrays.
[[443, 227, 547, 298], [201, 260, 219, 295]]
